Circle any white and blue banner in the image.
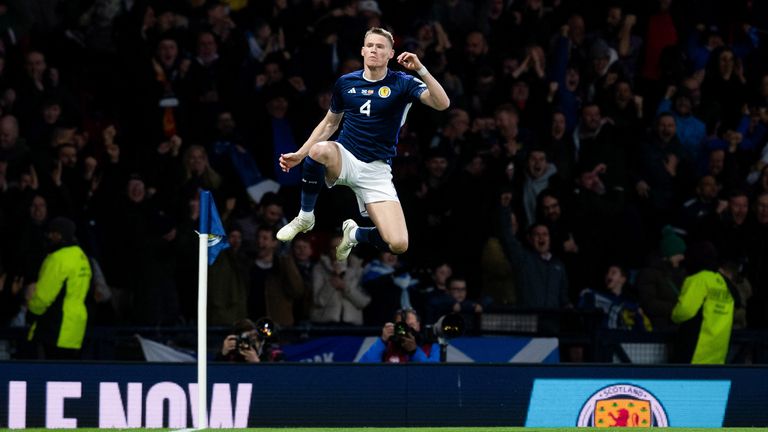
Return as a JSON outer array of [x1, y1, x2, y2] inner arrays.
[[280, 336, 559, 363], [135, 335, 559, 363], [280, 336, 369, 363]]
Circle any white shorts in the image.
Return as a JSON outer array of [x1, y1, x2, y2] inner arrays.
[[327, 142, 399, 217]]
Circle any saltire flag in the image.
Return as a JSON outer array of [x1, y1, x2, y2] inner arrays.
[[199, 189, 230, 265]]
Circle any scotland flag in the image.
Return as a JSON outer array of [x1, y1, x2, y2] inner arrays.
[[199, 190, 230, 265]]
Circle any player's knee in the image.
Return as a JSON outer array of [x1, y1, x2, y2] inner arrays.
[[308, 142, 334, 163], [389, 237, 409, 255]]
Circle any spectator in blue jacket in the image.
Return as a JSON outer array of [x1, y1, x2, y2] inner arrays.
[[657, 86, 706, 161]]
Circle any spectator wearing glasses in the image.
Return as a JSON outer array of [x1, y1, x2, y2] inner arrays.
[[426, 276, 482, 333]]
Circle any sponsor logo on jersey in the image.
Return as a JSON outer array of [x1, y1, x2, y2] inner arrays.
[[378, 86, 391, 98], [362, 89, 374, 95], [577, 383, 668, 427], [348, 88, 356, 94]]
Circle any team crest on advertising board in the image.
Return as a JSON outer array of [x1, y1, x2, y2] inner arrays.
[[378, 86, 391, 98], [577, 384, 668, 427]]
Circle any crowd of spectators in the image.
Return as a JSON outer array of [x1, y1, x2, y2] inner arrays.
[[1, 0, 768, 356]]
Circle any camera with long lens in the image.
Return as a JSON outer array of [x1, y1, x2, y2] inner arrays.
[[255, 317, 276, 342], [430, 313, 465, 362], [433, 313, 464, 342], [234, 318, 276, 355], [254, 317, 282, 361]]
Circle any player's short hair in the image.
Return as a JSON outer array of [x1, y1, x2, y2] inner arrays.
[[364, 27, 394, 48]]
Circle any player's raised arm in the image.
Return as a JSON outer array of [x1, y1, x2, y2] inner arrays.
[[396, 51, 450, 111], [279, 110, 343, 172]]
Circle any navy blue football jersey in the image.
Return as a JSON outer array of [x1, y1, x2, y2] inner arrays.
[[330, 69, 427, 163]]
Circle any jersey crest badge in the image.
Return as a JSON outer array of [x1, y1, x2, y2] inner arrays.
[[378, 86, 391, 98]]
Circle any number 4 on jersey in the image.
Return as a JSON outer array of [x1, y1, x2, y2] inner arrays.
[[360, 99, 371, 116]]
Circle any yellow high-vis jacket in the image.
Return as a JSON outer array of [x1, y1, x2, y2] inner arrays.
[[28, 245, 92, 349], [671, 270, 734, 364]]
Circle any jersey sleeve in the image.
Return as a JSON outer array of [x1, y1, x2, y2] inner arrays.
[[330, 78, 345, 113], [403, 73, 428, 102]]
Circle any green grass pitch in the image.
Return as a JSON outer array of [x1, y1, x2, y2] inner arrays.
[[6, 428, 767, 431]]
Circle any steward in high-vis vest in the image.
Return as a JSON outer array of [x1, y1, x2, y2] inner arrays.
[[671, 242, 739, 364], [27, 217, 92, 359]]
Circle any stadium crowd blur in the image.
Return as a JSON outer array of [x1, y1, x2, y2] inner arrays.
[[1, 0, 768, 362]]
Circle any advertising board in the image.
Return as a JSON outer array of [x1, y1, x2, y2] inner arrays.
[[1, 363, 765, 428]]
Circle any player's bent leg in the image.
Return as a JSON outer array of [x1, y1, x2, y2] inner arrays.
[[278, 141, 346, 243], [366, 201, 409, 254], [277, 144, 331, 242], [385, 234, 408, 254], [308, 141, 343, 181]]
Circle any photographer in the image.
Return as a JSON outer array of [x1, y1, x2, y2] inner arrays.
[[358, 308, 440, 363], [216, 318, 283, 363]]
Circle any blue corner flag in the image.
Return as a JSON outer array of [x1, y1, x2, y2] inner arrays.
[[199, 190, 230, 265]]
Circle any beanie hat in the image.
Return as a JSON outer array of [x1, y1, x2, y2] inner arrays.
[[660, 226, 686, 258], [48, 217, 77, 243]]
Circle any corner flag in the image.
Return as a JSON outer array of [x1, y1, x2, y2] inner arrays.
[[199, 190, 229, 265], [196, 189, 231, 428]]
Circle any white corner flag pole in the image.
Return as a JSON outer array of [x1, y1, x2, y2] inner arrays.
[[197, 232, 209, 429]]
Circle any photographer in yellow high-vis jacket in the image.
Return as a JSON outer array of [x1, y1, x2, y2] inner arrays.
[[27, 217, 92, 359], [671, 242, 740, 364]]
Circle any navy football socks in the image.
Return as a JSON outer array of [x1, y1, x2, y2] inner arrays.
[[355, 227, 391, 252], [300, 157, 325, 212]]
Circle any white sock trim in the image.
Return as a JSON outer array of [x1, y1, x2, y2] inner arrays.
[[349, 226, 359, 243], [298, 210, 314, 219]]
